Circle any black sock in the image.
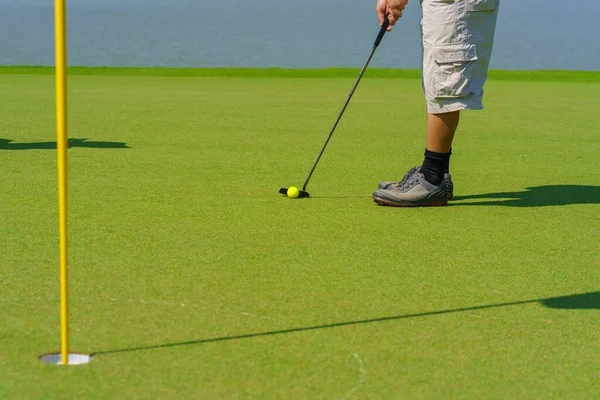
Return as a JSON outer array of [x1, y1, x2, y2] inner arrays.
[[420, 149, 450, 185], [445, 147, 452, 174]]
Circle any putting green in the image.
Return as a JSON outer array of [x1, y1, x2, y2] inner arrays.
[[1, 68, 599, 399]]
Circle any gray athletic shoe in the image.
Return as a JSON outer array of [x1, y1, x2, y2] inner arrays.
[[373, 169, 449, 207], [378, 166, 454, 200]]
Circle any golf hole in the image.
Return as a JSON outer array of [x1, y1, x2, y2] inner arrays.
[[40, 353, 92, 365]]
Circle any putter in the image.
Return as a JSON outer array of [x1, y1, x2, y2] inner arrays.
[[280, 15, 390, 198]]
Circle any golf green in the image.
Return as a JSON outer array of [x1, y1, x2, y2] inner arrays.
[[1, 68, 599, 399]]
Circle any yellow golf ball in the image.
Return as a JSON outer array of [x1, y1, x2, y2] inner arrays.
[[287, 186, 299, 199]]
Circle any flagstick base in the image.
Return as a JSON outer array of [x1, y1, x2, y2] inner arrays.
[[40, 353, 92, 365]]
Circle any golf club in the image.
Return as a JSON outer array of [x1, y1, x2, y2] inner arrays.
[[280, 15, 390, 198]]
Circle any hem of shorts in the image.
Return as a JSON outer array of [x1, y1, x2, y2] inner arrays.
[[427, 101, 484, 114]]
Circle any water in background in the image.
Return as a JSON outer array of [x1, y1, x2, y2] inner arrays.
[[0, 0, 599, 70]]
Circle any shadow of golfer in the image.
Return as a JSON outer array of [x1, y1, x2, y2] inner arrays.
[[542, 291, 600, 309], [453, 185, 600, 207], [0, 138, 130, 150], [92, 290, 600, 357]]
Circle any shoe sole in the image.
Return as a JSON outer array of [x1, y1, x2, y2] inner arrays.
[[372, 195, 448, 207], [378, 182, 453, 200]]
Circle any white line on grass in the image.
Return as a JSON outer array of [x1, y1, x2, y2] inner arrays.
[[340, 352, 367, 400]]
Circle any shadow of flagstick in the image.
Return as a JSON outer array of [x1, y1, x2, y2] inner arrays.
[[92, 291, 600, 357]]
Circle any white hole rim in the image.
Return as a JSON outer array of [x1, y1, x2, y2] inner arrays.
[[40, 353, 93, 365]]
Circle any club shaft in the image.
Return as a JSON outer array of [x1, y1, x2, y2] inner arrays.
[[301, 46, 378, 192]]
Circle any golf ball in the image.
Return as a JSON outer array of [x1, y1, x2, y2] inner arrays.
[[287, 187, 299, 199]]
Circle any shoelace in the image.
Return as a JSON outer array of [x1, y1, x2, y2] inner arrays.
[[395, 167, 419, 189]]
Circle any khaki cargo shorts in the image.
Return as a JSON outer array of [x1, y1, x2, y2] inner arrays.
[[421, 0, 500, 114]]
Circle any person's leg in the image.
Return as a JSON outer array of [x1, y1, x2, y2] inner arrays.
[[373, 0, 499, 207], [427, 111, 460, 153], [419, 111, 459, 185], [418, 0, 500, 188]]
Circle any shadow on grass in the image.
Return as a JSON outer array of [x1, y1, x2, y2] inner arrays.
[[312, 196, 373, 199], [93, 291, 600, 357], [0, 138, 130, 150], [542, 292, 600, 309], [453, 185, 600, 207]]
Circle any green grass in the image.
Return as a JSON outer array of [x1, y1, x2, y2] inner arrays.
[[2, 66, 600, 82], [1, 69, 599, 399]]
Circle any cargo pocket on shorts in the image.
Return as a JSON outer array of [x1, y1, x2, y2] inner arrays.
[[467, 0, 499, 11], [433, 43, 478, 99]]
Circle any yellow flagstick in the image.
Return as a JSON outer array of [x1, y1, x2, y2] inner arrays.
[[54, 0, 69, 366]]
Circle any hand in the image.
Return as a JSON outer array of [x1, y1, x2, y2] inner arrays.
[[387, 0, 409, 26], [376, 0, 409, 31]]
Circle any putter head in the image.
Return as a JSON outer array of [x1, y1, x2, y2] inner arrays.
[[279, 187, 310, 198]]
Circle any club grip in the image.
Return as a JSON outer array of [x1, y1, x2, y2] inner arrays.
[[374, 15, 390, 47]]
